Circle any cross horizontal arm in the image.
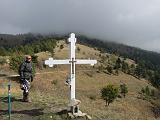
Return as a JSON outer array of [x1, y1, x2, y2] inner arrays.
[[76, 59, 97, 66], [45, 58, 70, 67]]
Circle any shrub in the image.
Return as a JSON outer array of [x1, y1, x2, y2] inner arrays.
[[120, 83, 128, 98], [122, 61, 129, 73], [60, 44, 64, 49], [98, 65, 104, 72], [9, 55, 24, 72], [106, 66, 113, 74], [0, 57, 6, 65], [77, 47, 80, 52], [51, 80, 58, 85], [101, 84, 119, 106], [141, 86, 154, 100]]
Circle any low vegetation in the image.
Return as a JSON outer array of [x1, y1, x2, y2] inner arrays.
[[120, 83, 128, 98], [140, 86, 155, 101], [101, 84, 119, 106]]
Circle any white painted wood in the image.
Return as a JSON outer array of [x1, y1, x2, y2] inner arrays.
[[45, 58, 70, 67], [45, 33, 97, 102], [76, 59, 97, 66]]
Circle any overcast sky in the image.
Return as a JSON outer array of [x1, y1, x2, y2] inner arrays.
[[0, 0, 160, 52]]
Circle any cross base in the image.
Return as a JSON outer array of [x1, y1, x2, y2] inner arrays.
[[67, 99, 92, 119], [67, 109, 92, 120]]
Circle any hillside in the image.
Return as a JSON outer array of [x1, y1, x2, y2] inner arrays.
[[2, 33, 158, 67], [1, 34, 160, 79], [0, 33, 63, 47], [1, 33, 160, 71], [0, 41, 160, 120], [77, 36, 160, 71]]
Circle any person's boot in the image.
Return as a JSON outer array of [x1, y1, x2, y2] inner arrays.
[[22, 95, 27, 102], [26, 92, 32, 103], [22, 92, 31, 102], [22, 93, 27, 102]]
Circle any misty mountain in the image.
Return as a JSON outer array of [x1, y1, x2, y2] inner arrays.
[[77, 35, 160, 71], [0, 33, 160, 72]]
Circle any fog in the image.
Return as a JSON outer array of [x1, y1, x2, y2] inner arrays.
[[1, 0, 160, 52]]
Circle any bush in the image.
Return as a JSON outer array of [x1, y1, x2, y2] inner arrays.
[[115, 69, 119, 75], [31, 55, 38, 64], [150, 71, 160, 88], [60, 44, 64, 49], [0, 57, 6, 65], [9, 55, 24, 72], [122, 61, 129, 73], [77, 47, 80, 52], [141, 86, 155, 100], [51, 80, 58, 85], [101, 84, 119, 106], [120, 83, 128, 98], [141, 86, 150, 96], [114, 57, 121, 69], [98, 65, 104, 72], [106, 66, 113, 74]]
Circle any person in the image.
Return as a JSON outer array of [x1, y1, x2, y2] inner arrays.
[[19, 55, 33, 102]]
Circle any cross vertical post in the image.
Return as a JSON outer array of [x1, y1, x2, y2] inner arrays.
[[68, 33, 76, 100]]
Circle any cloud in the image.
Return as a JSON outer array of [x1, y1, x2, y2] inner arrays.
[[0, 0, 160, 52]]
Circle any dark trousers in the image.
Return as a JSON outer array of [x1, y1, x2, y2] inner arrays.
[[22, 79, 31, 101]]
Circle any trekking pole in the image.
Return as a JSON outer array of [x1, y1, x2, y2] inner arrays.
[[8, 79, 11, 120]]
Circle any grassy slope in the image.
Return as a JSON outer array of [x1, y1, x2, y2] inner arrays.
[[0, 40, 158, 120]]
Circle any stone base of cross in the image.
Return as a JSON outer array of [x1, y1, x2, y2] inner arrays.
[[45, 33, 97, 118]]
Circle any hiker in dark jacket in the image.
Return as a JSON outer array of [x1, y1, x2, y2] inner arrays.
[[20, 55, 33, 102]]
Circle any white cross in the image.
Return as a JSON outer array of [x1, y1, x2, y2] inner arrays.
[[45, 33, 97, 109]]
